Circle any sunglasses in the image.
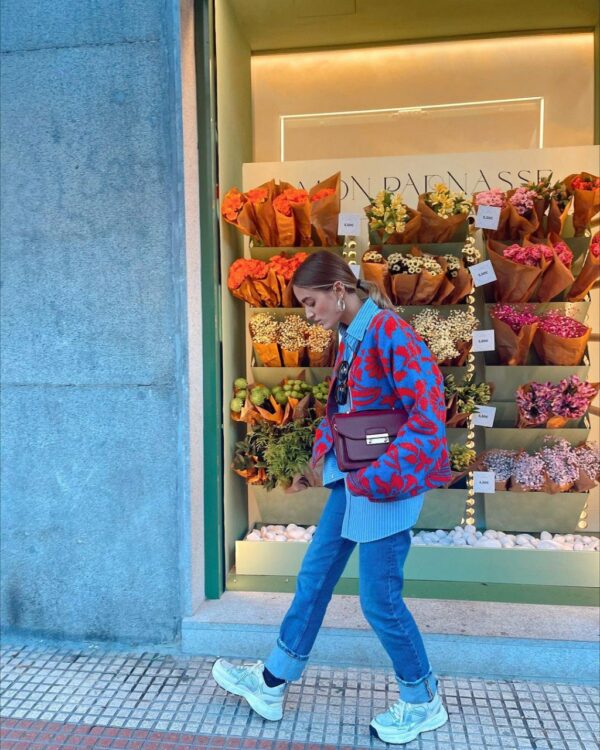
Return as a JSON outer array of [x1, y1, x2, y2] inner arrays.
[[335, 360, 350, 406]]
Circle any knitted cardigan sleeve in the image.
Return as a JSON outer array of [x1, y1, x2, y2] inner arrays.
[[345, 311, 451, 502]]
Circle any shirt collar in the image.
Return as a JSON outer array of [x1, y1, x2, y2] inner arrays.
[[339, 297, 380, 344]]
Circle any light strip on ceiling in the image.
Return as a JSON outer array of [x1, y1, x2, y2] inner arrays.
[[279, 96, 545, 161]]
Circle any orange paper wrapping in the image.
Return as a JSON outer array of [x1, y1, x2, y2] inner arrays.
[[221, 189, 261, 244], [574, 468, 598, 492], [290, 199, 313, 247], [480, 203, 511, 241], [416, 196, 467, 243], [361, 261, 392, 302], [253, 342, 282, 368], [251, 181, 278, 247], [412, 268, 447, 305], [309, 172, 341, 247], [252, 267, 282, 307], [441, 267, 473, 305], [273, 203, 296, 247], [536, 237, 575, 302], [491, 317, 538, 366], [390, 273, 418, 305], [546, 196, 572, 236], [564, 172, 600, 235], [369, 207, 422, 245], [281, 347, 307, 367], [487, 240, 542, 303], [231, 278, 264, 307], [532, 197, 548, 229], [567, 250, 600, 302], [533, 327, 591, 366], [308, 339, 335, 367]]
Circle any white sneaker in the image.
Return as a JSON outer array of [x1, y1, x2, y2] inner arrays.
[[369, 692, 448, 744], [211, 658, 285, 721]]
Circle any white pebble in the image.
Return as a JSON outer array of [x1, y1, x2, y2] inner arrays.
[[540, 531, 552, 541], [484, 530, 498, 539], [246, 530, 262, 541], [435, 529, 446, 538], [274, 534, 287, 542], [537, 540, 562, 550], [475, 539, 502, 549], [564, 534, 575, 542], [502, 539, 515, 548]]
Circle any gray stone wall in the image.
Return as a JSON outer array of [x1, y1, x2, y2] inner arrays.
[[0, 0, 190, 643]]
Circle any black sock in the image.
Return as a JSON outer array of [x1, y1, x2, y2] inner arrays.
[[263, 666, 285, 687]]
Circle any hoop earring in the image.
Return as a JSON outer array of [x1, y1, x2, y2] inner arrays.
[[337, 296, 346, 312]]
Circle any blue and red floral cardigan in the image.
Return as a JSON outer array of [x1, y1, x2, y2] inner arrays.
[[311, 307, 452, 502]]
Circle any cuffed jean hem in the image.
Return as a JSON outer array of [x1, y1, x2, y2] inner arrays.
[[397, 670, 437, 703], [264, 638, 309, 682]]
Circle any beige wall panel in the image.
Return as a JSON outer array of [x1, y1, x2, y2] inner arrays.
[[251, 34, 595, 162]]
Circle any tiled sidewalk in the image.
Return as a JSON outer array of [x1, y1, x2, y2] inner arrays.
[[1, 644, 598, 749]]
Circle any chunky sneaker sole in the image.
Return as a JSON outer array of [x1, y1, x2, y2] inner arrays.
[[369, 701, 448, 744], [211, 659, 284, 721]]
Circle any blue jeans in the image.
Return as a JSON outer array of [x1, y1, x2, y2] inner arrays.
[[265, 482, 437, 703]]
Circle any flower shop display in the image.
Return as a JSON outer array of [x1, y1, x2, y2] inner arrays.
[[533, 310, 591, 366], [567, 231, 600, 302], [249, 313, 336, 368], [444, 374, 492, 427], [221, 173, 341, 247], [563, 172, 600, 235], [410, 308, 478, 365], [417, 183, 472, 243], [364, 190, 421, 244], [489, 304, 539, 365], [516, 375, 599, 428], [227, 252, 309, 307], [486, 239, 574, 303]]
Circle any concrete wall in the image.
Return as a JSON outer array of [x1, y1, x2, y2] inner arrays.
[[0, 0, 192, 643]]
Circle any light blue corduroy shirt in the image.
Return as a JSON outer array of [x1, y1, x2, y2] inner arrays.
[[322, 298, 424, 542]]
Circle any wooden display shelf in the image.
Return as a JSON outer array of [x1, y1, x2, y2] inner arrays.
[[235, 540, 599, 588], [483, 491, 590, 533]]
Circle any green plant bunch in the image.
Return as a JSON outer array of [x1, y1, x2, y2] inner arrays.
[[233, 417, 320, 490], [449, 443, 476, 471], [444, 374, 492, 415]]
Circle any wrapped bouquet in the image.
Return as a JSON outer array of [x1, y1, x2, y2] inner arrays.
[[417, 183, 471, 243], [410, 308, 478, 366], [364, 190, 421, 244], [563, 172, 600, 235], [567, 232, 600, 301], [533, 311, 591, 366], [221, 173, 341, 247], [227, 252, 309, 307], [489, 304, 539, 366], [516, 375, 599, 429]]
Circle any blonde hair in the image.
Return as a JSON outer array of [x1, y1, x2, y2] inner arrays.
[[292, 250, 394, 310]]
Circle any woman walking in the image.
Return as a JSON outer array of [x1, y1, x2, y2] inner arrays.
[[212, 250, 452, 744]]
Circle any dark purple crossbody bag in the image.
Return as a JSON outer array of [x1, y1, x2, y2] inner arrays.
[[330, 408, 407, 472]]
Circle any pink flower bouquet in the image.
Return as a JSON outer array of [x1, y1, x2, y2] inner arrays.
[[516, 375, 599, 429], [490, 304, 539, 365], [567, 231, 600, 302], [533, 310, 591, 366]]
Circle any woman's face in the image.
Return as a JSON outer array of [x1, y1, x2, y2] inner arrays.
[[293, 284, 343, 330]]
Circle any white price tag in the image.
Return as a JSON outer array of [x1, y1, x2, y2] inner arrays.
[[473, 471, 496, 493], [337, 212, 361, 236], [349, 263, 361, 279], [472, 329, 496, 353], [471, 405, 496, 428], [474, 205, 501, 230], [469, 260, 497, 287]]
